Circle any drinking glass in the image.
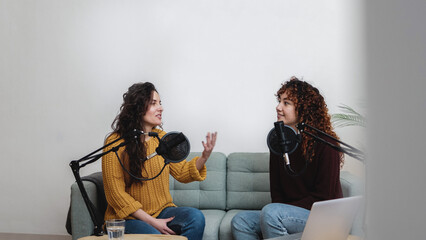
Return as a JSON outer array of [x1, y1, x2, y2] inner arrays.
[[106, 219, 125, 240]]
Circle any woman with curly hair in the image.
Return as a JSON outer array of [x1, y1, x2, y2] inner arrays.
[[231, 77, 343, 240], [102, 82, 217, 240]]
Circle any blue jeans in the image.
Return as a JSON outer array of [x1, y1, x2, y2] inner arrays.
[[125, 207, 205, 240], [231, 203, 310, 240]]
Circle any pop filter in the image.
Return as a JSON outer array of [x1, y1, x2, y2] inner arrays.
[[154, 131, 190, 163], [267, 122, 299, 156], [267, 121, 305, 176]]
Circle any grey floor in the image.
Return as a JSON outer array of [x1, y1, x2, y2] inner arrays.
[[0, 233, 71, 240]]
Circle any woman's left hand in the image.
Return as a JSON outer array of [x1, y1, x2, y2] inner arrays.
[[196, 132, 217, 170]]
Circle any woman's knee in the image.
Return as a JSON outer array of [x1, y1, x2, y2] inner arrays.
[[177, 207, 205, 228], [231, 212, 244, 229], [261, 203, 285, 218], [190, 208, 205, 227], [262, 203, 308, 219], [232, 211, 250, 226], [260, 203, 309, 234], [231, 211, 261, 230]]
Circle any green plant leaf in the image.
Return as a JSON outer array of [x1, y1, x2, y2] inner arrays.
[[331, 104, 366, 128]]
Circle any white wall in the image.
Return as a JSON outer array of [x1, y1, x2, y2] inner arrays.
[[0, 0, 365, 235]]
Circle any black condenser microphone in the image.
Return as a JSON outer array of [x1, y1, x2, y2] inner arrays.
[[146, 131, 190, 163], [155, 132, 186, 156], [267, 121, 302, 176], [267, 121, 299, 156], [275, 121, 297, 166]]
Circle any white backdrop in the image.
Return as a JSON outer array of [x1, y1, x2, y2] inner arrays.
[[0, 0, 365, 235]]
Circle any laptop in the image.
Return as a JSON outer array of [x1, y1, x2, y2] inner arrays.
[[268, 196, 363, 240]]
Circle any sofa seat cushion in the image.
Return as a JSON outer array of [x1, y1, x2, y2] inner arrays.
[[201, 209, 226, 240], [219, 209, 245, 240]]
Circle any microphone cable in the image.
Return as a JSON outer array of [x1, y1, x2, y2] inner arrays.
[[114, 151, 168, 181]]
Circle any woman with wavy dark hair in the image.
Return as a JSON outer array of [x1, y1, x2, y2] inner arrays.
[[231, 77, 343, 240], [102, 82, 217, 240]]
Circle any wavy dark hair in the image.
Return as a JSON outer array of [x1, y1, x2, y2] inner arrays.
[[110, 82, 158, 186], [277, 77, 344, 166]]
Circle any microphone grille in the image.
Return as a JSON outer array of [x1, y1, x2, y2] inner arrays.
[[267, 128, 283, 156], [161, 132, 190, 163], [267, 124, 299, 156]]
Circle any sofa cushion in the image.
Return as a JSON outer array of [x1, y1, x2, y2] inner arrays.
[[219, 209, 245, 240], [226, 152, 271, 210], [340, 171, 365, 236], [70, 181, 99, 240], [340, 171, 364, 197], [201, 209, 226, 240], [170, 152, 227, 210]]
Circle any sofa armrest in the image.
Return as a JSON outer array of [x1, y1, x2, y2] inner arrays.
[[340, 171, 365, 237], [340, 171, 364, 198], [70, 181, 98, 240]]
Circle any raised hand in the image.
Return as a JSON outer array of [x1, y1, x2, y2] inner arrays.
[[202, 132, 217, 159], [196, 132, 218, 170]]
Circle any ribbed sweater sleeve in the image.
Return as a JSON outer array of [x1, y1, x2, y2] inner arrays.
[[170, 156, 207, 183]]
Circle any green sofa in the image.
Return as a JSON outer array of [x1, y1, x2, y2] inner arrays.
[[69, 152, 364, 240]]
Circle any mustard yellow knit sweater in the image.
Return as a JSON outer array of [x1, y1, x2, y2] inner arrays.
[[102, 129, 206, 220]]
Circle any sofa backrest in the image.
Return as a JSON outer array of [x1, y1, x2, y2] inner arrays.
[[169, 152, 227, 210], [226, 152, 271, 210], [168, 151, 363, 212]]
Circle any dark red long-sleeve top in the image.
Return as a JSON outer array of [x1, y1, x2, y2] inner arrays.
[[269, 139, 343, 210]]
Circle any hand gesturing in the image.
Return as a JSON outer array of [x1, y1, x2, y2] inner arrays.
[[201, 132, 217, 160]]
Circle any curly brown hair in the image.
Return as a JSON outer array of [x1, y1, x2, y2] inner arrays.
[[110, 82, 158, 186], [277, 77, 344, 166]]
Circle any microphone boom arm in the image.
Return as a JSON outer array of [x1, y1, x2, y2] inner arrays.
[[69, 134, 131, 236], [69, 129, 154, 236], [297, 122, 365, 161], [69, 130, 188, 236]]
